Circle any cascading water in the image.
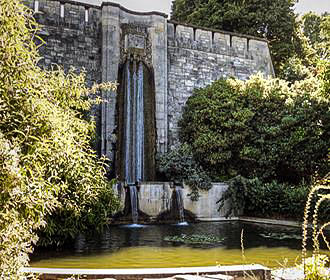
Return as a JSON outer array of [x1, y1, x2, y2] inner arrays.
[[136, 62, 144, 182], [117, 56, 156, 184], [117, 57, 156, 224], [129, 184, 139, 224], [123, 59, 145, 183], [175, 186, 185, 223]]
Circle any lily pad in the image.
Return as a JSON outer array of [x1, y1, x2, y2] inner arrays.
[[164, 234, 224, 244]]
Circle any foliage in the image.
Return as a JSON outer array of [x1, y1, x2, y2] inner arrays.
[[218, 175, 329, 221], [302, 12, 323, 46], [157, 144, 212, 200], [315, 59, 330, 99], [179, 75, 329, 184], [293, 12, 330, 98], [302, 12, 330, 60], [0, 0, 119, 278], [164, 234, 224, 244], [171, 0, 304, 73], [278, 56, 312, 84]]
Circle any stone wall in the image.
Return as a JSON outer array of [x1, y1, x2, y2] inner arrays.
[[113, 182, 233, 221], [167, 22, 274, 148], [24, 0, 102, 87], [25, 0, 274, 160]]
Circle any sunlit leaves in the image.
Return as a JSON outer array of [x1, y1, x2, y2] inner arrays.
[[0, 0, 119, 278]]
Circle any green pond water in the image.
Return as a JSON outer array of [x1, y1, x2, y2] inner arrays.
[[30, 221, 329, 269]]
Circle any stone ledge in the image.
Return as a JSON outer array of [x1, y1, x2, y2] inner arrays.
[[239, 217, 302, 228], [21, 264, 271, 280], [239, 217, 330, 230]]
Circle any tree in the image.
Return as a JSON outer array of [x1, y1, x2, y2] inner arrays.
[[302, 12, 323, 46], [171, 0, 304, 74], [0, 0, 119, 278]]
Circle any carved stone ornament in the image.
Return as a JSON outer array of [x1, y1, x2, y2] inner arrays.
[[120, 23, 152, 66]]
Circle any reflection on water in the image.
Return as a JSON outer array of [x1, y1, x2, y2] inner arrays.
[[31, 221, 328, 269]]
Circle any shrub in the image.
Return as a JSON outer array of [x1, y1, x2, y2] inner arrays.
[[278, 56, 312, 84], [218, 175, 329, 221], [300, 174, 330, 279], [157, 144, 212, 200]]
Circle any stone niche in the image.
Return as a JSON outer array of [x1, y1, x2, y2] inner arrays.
[[100, 3, 169, 175]]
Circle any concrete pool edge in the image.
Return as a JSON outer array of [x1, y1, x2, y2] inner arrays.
[[239, 216, 330, 230], [21, 264, 272, 279]]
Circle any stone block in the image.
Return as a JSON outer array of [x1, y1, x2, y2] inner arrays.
[[232, 36, 247, 57], [167, 22, 175, 40], [176, 25, 194, 41], [196, 29, 212, 49], [213, 32, 230, 50]]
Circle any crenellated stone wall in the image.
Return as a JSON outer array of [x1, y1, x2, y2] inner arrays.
[[167, 22, 274, 148], [23, 0, 102, 87], [25, 0, 274, 163]]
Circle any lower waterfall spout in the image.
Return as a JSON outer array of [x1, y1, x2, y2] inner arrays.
[[171, 185, 187, 225], [129, 184, 138, 224], [175, 186, 185, 223]]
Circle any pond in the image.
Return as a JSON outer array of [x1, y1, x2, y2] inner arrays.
[[30, 221, 328, 269]]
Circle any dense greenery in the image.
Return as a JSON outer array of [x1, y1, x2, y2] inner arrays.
[[179, 74, 329, 219], [180, 76, 329, 184], [157, 144, 212, 200], [0, 0, 119, 278], [171, 0, 304, 73], [302, 12, 330, 60]]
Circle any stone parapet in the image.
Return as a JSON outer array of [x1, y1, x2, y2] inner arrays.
[[113, 182, 233, 221]]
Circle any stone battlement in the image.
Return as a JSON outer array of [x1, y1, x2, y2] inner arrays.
[[23, 0, 100, 32], [168, 21, 269, 58], [24, 1, 271, 63], [25, 0, 268, 50]]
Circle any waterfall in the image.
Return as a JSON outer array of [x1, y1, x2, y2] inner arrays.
[[175, 186, 185, 223], [136, 62, 144, 182], [123, 59, 145, 183], [124, 61, 132, 182], [129, 185, 138, 224]]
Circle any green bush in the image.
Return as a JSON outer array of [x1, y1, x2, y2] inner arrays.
[[218, 175, 329, 221], [179, 75, 329, 184], [0, 0, 119, 277], [157, 144, 212, 200]]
